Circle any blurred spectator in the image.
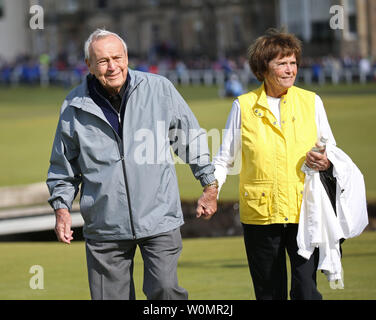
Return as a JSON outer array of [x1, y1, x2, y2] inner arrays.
[[359, 57, 371, 76], [175, 60, 187, 76], [312, 59, 322, 82], [224, 73, 244, 97], [148, 64, 159, 74]]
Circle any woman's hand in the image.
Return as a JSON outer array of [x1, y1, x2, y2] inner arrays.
[[305, 144, 331, 171]]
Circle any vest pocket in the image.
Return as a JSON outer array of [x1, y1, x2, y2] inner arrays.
[[296, 182, 304, 214], [241, 183, 273, 218]]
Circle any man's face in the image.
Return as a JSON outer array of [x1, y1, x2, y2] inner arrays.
[[86, 35, 128, 95]]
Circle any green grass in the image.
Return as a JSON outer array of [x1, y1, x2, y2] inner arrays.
[[0, 231, 375, 300], [0, 83, 376, 201], [0, 86, 66, 186]]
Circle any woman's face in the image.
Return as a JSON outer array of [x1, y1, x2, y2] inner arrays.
[[264, 54, 297, 97]]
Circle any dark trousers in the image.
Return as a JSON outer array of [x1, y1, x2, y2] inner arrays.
[[242, 223, 322, 300], [85, 228, 188, 300]]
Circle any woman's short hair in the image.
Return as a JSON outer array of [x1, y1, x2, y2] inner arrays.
[[84, 28, 127, 61], [247, 28, 302, 82]]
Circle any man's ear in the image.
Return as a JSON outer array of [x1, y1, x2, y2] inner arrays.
[[85, 58, 93, 74]]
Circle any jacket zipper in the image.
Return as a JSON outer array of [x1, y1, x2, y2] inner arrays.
[[116, 133, 136, 240], [108, 84, 141, 240], [75, 77, 142, 240], [90, 85, 138, 240], [100, 107, 136, 239]]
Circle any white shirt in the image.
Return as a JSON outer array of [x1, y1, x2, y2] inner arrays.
[[266, 95, 282, 126], [297, 144, 368, 288], [213, 94, 336, 193]]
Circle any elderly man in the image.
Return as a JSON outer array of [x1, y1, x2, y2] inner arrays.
[[46, 29, 218, 300]]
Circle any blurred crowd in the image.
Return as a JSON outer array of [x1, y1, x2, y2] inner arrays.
[[299, 55, 376, 83], [1, 51, 375, 89]]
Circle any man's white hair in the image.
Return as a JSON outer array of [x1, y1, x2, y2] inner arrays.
[[84, 28, 127, 61]]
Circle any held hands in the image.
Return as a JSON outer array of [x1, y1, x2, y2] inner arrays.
[[305, 142, 331, 171], [196, 186, 218, 220], [54, 208, 74, 244]]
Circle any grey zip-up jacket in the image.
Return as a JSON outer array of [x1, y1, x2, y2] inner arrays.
[[47, 69, 215, 241]]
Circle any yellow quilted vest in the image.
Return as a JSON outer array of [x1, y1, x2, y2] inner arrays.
[[238, 83, 317, 225]]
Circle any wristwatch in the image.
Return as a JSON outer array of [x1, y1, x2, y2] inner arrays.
[[204, 179, 219, 190]]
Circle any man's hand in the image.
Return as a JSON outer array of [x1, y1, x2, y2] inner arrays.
[[306, 143, 331, 171], [54, 208, 74, 244], [196, 186, 218, 220]]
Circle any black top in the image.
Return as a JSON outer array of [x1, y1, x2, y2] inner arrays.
[[87, 73, 130, 139], [93, 75, 128, 113]]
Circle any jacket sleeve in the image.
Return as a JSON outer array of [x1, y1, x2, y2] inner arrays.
[[167, 82, 216, 187], [46, 104, 81, 211], [315, 95, 336, 146], [213, 99, 242, 192]]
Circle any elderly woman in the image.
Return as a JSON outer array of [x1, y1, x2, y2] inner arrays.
[[214, 29, 336, 300]]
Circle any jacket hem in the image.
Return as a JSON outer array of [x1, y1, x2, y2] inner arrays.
[[240, 217, 300, 225], [83, 220, 184, 241]]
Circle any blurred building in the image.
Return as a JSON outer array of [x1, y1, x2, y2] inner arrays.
[[0, 0, 30, 61], [34, 0, 276, 61], [0, 0, 375, 63], [278, 0, 376, 59]]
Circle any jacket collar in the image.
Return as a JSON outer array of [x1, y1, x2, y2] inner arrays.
[[254, 82, 269, 110], [253, 82, 295, 113], [69, 68, 143, 117]]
